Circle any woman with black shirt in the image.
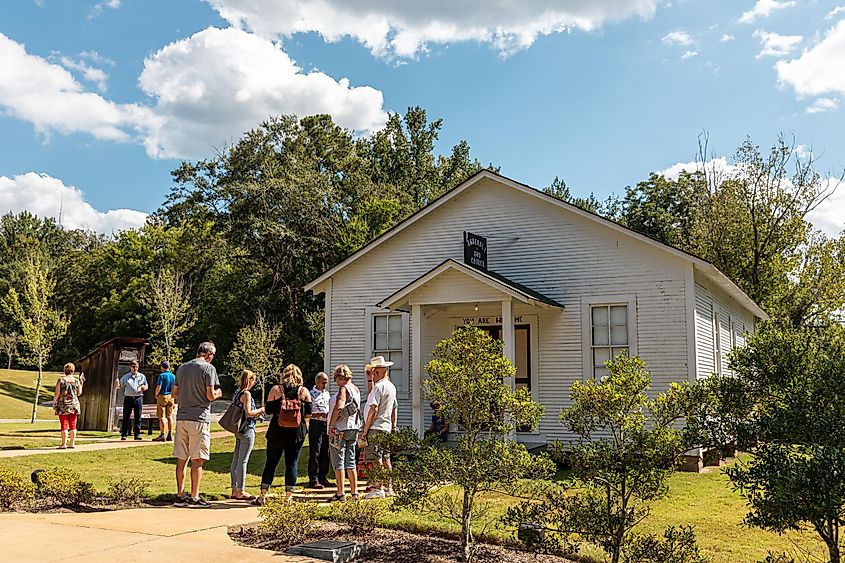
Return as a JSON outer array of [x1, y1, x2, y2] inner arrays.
[[254, 364, 312, 504]]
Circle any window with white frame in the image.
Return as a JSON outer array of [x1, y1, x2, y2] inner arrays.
[[590, 304, 629, 378], [369, 311, 409, 398]]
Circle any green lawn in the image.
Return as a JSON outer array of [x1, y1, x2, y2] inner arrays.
[[0, 368, 59, 420], [0, 422, 116, 450], [0, 434, 826, 562]]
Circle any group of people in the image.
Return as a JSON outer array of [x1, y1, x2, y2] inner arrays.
[[50, 340, 407, 507], [228, 355, 399, 505]]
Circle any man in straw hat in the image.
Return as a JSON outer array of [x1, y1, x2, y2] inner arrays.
[[361, 355, 398, 498]]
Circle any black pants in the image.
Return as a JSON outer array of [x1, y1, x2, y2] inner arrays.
[[121, 395, 143, 438], [308, 419, 330, 483], [261, 440, 304, 491]]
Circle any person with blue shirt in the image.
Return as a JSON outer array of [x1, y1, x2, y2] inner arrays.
[[114, 360, 148, 441], [153, 361, 176, 442]]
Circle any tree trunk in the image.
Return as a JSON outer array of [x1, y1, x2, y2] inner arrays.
[[461, 488, 474, 563], [6, 354, 10, 370], [31, 357, 43, 424]]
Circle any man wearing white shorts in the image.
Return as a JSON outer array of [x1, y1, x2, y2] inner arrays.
[[173, 342, 221, 508]]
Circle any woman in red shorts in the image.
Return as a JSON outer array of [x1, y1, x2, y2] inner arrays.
[[52, 362, 83, 449]]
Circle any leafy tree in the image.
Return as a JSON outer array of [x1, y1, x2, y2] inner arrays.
[[227, 311, 283, 402], [692, 325, 845, 563], [506, 355, 702, 563], [619, 171, 704, 248], [1, 252, 69, 422], [543, 176, 618, 216], [0, 332, 18, 370], [142, 267, 194, 364], [389, 326, 554, 563]]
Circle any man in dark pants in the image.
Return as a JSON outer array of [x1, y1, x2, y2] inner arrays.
[[307, 372, 332, 488], [114, 360, 148, 440]]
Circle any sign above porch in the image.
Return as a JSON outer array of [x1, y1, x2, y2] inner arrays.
[[463, 231, 487, 270]]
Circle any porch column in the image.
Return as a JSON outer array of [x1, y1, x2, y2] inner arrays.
[[501, 299, 516, 393], [411, 303, 423, 436]]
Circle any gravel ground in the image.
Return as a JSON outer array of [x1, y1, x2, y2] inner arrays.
[[230, 521, 575, 563]]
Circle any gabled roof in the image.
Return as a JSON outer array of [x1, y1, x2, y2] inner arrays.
[[378, 259, 565, 311], [306, 169, 768, 320]]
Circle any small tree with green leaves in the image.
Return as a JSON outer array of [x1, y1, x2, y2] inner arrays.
[[691, 324, 845, 563], [142, 267, 194, 365], [227, 311, 283, 403], [506, 355, 703, 563], [1, 253, 69, 423], [0, 332, 19, 370], [390, 325, 555, 563]]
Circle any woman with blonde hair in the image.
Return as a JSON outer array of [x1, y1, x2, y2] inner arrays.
[[327, 364, 362, 501], [52, 362, 83, 449], [254, 363, 312, 504], [230, 369, 265, 500]]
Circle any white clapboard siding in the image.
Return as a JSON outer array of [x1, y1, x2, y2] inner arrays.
[[693, 272, 756, 376], [694, 284, 716, 379], [323, 177, 754, 443]]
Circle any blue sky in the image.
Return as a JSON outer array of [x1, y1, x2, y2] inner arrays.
[[0, 0, 843, 235]]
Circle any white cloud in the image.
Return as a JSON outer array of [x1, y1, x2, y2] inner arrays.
[[0, 172, 147, 234], [720, 33, 735, 42], [826, 6, 845, 20], [739, 0, 796, 24], [207, 0, 666, 57], [662, 30, 693, 45], [660, 159, 844, 237], [137, 27, 388, 159], [776, 20, 845, 97], [753, 29, 802, 58], [0, 33, 154, 143], [681, 50, 699, 59], [88, 0, 121, 20], [805, 97, 838, 113], [58, 56, 109, 92]]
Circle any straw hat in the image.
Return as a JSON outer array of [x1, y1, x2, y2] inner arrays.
[[369, 355, 394, 368]]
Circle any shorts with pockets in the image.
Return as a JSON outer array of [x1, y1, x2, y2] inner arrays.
[[173, 420, 211, 460], [156, 394, 174, 418]]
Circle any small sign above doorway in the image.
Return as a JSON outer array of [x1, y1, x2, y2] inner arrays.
[[463, 231, 487, 270]]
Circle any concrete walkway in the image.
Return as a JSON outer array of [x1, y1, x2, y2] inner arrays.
[[0, 430, 232, 458], [0, 500, 318, 562]]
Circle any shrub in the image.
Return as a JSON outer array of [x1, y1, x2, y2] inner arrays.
[[625, 526, 708, 563], [105, 477, 150, 506], [0, 467, 35, 511], [259, 498, 314, 545], [331, 497, 384, 533], [37, 467, 94, 507]]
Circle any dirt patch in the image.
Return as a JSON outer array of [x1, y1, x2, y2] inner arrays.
[[230, 521, 575, 563]]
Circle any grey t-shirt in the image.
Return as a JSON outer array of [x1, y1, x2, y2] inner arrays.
[[175, 358, 219, 422]]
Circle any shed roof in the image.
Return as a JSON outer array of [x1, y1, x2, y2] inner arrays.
[[78, 337, 150, 363]]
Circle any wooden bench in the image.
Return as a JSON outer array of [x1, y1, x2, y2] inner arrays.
[[114, 404, 159, 434]]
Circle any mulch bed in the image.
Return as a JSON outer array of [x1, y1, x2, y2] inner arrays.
[[230, 521, 575, 563]]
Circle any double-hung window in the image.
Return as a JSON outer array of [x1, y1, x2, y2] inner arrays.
[[590, 305, 629, 378], [367, 308, 409, 398]]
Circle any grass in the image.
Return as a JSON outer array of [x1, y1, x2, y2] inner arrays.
[[0, 422, 116, 450], [0, 435, 828, 562], [0, 368, 59, 420]]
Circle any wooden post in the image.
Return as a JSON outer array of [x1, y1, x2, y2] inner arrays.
[[411, 304, 423, 436], [502, 299, 515, 392]]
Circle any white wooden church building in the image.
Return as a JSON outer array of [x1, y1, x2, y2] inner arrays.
[[305, 170, 767, 446]]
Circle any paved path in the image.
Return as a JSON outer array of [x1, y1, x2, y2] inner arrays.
[[0, 500, 318, 562], [0, 430, 232, 458]]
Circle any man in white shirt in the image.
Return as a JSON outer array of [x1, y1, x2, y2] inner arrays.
[[361, 356, 397, 499], [307, 372, 332, 489]]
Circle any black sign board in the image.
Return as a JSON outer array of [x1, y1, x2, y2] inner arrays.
[[463, 231, 487, 270]]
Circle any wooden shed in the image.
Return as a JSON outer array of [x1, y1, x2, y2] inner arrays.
[[77, 337, 151, 431]]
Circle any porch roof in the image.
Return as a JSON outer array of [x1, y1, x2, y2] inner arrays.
[[378, 259, 565, 311]]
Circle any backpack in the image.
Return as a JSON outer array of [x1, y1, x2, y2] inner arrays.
[[277, 386, 303, 428], [219, 390, 245, 434]]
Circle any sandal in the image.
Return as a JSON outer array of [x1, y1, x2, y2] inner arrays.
[[251, 496, 266, 506], [67, 445, 75, 449], [57, 445, 67, 449], [234, 493, 256, 501], [350, 494, 360, 501], [328, 493, 346, 502]]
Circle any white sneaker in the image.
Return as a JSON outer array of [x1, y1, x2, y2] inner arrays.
[[384, 488, 395, 497], [364, 488, 385, 499]]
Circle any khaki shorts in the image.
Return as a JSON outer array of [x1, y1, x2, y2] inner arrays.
[[362, 428, 391, 463], [156, 395, 174, 418], [173, 420, 211, 461]]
